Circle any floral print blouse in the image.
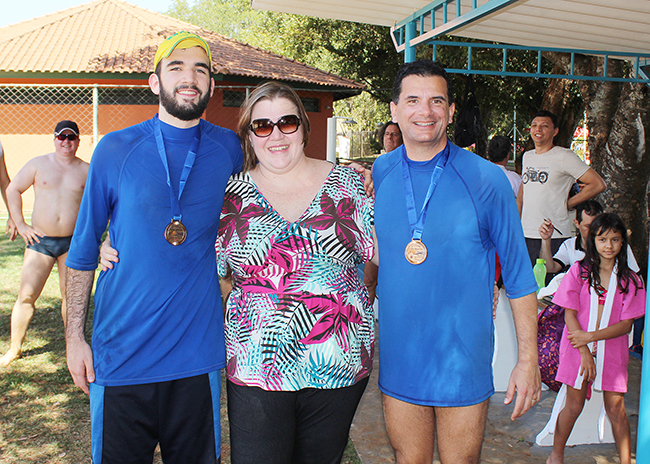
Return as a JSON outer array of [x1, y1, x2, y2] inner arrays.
[[217, 165, 374, 390]]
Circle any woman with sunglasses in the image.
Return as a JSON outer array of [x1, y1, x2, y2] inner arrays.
[[218, 81, 375, 464], [99, 82, 374, 462]]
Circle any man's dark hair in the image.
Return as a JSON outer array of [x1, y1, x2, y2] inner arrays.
[[378, 121, 400, 143], [392, 60, 454, 105], [533, 110, 558, 128], [487, 136, 512, 163], [575, 200, 604, 223]]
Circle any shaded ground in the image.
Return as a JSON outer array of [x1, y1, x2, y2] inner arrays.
[[351, 336, 641, 464], [2, 221, 638, 463], [0, 227, 361, 463]]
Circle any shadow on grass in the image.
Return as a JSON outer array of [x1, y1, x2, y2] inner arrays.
[[0, 296, 65, 334], [0, 305, 92, 463], [0, 226, 103, 462], [0, 362, 92, 463], [0, 238, 24, 267]]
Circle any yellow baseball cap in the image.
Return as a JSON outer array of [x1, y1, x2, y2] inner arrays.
[[154, 31, 213, 71]]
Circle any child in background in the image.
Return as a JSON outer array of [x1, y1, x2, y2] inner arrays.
[[546, 213, 645, 464]]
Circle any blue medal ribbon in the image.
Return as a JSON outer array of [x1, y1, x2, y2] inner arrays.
[[154, 116, 200, 223], [401, 143, 450, 242]]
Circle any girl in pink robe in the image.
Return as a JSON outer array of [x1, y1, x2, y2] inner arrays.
[[546, 213, 645, 464]]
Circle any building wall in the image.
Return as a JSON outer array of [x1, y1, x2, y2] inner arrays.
[[0, 77, 335, 214]]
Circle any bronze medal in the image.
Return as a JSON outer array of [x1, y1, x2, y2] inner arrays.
[[164, 220, 187, 246], [405, 239, 427, 265]]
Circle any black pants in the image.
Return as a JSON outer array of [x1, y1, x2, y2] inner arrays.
[[91, 373, 220, 464], [227, 378, 368, 464], [526, 237, 565, 285], [525, 237, 564, 266]]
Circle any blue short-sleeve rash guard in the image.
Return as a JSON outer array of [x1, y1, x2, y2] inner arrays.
[[373, 142, 536, 406], [66, 116, 243, 386]]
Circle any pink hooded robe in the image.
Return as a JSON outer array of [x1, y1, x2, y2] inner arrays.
[[553, 262, 645, 393]]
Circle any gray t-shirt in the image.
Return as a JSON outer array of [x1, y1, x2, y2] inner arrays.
[[521, 146, 589, 238]]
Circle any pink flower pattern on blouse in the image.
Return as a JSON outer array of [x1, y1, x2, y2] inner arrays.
[[216, 166, 374, 390]]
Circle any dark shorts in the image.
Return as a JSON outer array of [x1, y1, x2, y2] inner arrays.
[[525, 237, 564, 267], [89, 372, 221, 464], [26, 235, 72, 258], [227, 377, 368, 464], [525, 237, 565, 285]]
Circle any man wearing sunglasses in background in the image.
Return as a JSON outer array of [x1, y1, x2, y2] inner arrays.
[[0, 120, 88, 367]]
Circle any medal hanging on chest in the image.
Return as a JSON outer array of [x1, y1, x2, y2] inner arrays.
[[164, 219, 187, 246], [154, 117, 200, 246], [405, 239, 428, 265], [401, 144, 449, 265]]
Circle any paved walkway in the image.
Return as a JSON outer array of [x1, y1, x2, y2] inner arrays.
[[349, 340, 393, 463], [350, 341, 642, 464]]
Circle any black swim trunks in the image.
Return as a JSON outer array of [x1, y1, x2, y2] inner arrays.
[[26, 235, 73, 258], [90, 372, 221, 463]]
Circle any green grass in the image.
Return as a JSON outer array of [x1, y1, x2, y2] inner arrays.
[[0, 222, 91, 463], [0, 219, 361, 463]]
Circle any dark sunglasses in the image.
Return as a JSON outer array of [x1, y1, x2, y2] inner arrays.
[[249, 115, 301, 138], [56, 133, 78, 141]]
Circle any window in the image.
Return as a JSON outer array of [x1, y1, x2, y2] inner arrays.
[[300, 97, 319, 112], [223, 90, 246, 108]]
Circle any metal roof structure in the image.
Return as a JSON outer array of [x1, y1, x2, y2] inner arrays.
[[252, 0, 650, 83], [251, 0, 650, 52]]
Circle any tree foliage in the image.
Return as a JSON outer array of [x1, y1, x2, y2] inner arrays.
[[168, 0, 259, 40], [425, 40, 550, 156], [166, 1, 555, 143], [167, 0, 399, 131], [544, 52, 650, 272]]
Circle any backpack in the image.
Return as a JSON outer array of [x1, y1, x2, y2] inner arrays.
[[537, 302, 565, 392], [454, 76, 482, 148]]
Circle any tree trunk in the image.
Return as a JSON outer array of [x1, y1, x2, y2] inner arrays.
[[545, 53, 650, 273], [538, 64, 583, 149]]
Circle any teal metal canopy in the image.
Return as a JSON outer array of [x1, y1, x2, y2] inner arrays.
[[389, 0, 650, 83], [253, 0, 650, 83]]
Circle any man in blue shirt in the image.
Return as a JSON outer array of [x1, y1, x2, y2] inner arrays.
[[65, 32, 242, 463], [373, 60, 540, 464]]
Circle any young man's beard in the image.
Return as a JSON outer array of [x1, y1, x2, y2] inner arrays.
[[159, 84, 211, 121]]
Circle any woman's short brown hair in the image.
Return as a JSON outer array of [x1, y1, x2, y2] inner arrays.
[[238, 81, 311, 172]]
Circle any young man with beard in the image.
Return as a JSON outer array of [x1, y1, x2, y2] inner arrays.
[[372, 60, 540, 464], [64, 32, 243, 463]]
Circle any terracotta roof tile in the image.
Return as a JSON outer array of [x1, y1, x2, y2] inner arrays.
[[0, 0, 363, 89]]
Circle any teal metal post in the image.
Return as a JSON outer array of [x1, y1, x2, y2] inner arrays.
[[638, 246, 650, 462], [405, 21, 416, 63]]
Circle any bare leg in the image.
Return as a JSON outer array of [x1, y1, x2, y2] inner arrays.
[[547, 383, 588, 464], [383, 394, 435, 464], [56, 253, 69, 328], [0, 249, 56, 366], [603, 391, 631, 464], [383, 394, 489, 464], [436, 400, 488, 464]]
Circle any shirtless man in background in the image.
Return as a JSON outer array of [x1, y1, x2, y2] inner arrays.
[[0, 121, 88, 366]]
